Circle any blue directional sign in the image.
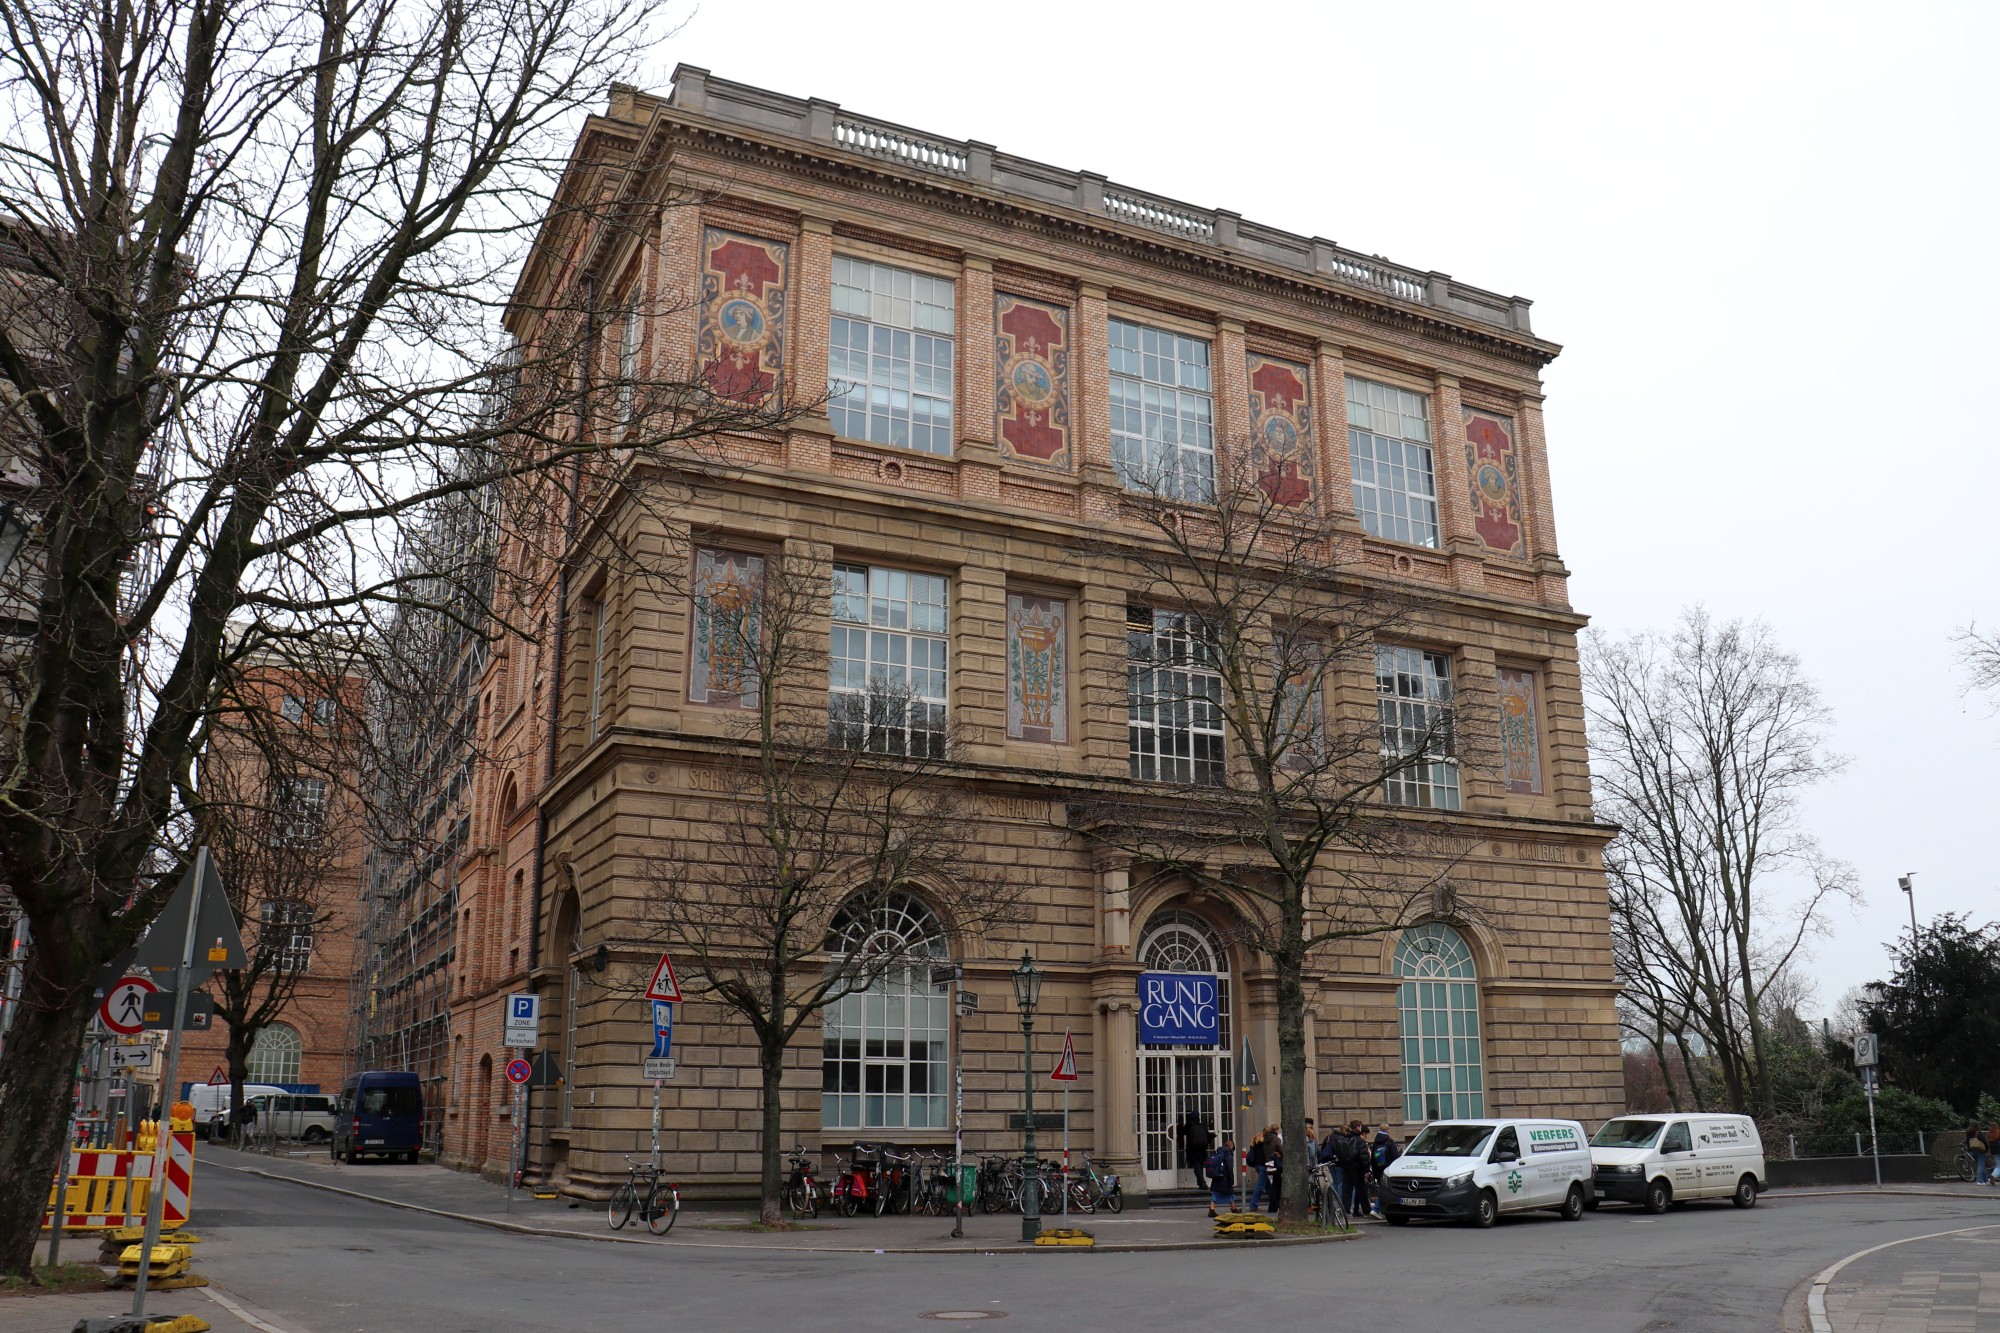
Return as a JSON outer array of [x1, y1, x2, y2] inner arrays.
[[1138, 971, 1220, 1046], [650, 1001, 674, 1059]]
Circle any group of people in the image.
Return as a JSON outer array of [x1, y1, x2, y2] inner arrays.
[[1965, 1117, 2000, 1184], [1172, 1111, 1399, 1218]]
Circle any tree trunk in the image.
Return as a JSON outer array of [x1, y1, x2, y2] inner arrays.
[[1274, 941, 1310, 1226], [226, 1025, 255, 1137], [758, 1039, 785, 1226], [0, 971, 96, 1276]]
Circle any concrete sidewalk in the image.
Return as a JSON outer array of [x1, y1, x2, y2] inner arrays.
[[1815, 1226, 2000, 1332], [0, 1282, 292, 1333], [193, 1144, 1364, 1253]]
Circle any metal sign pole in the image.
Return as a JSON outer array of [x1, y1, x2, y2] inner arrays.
[[132, 847, 210, 1325], [1866, 1069, 1882, 1187], [509, 1079, 525, 1213], [650, 1080, 661, 1173], [1062, 1081, 1070, 1221]]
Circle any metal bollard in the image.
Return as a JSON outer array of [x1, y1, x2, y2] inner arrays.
[[1918, 1131, 1926, 1156], [1855, 1132, 1863, 1157], [1788, 1134, 1796, 1159]]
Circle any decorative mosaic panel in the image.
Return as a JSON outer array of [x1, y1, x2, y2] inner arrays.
[[1246, 354, 1315, 509], [1006, 593, 1068, 743], [994, 294, 1070, 470], [690, 548, 764, 709], [1464, 409, 1526, 558], [1495, 666, 1542, 795], [698, 228, 788, 403]]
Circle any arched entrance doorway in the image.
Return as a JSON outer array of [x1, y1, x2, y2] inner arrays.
[[1137, 909, 1234, 1193]]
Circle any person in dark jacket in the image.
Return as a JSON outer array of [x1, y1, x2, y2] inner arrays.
[[1173, 1111, 1214, 1189], [1338, 1121, 1370, 1217], [1205, 1137, 1237, 1216]]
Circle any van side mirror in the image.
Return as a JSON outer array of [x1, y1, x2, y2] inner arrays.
[[1496, 1149, 1519, 1163]]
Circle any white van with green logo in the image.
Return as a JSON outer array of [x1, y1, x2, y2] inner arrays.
[[1589, 1113, 1764, 1213], [1380, 1118, 1593, 1228]]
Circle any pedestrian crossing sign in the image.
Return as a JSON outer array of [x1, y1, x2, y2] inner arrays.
[[1049, 1029, 1078, 1082]]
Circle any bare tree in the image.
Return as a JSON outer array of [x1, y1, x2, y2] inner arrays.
[[1955, 623, 2000, 702], [1057, 459, 1485, 1225], [1585, 607, 1855, 1118], [0, 0, 806, 1270], [637, 545, 1022, 1225]]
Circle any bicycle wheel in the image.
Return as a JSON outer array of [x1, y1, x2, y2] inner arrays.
[[872, 1174, 892, 1217], [1103, 1183, 1124, 1214], [644, 1179, 678, 1234], [608, 1181, 637, 1230], [1956, 1151, 1975, 1183], [1068, 1179, 1095, 1214]]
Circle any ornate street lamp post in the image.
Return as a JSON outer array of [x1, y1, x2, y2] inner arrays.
[[1010, 949, 1044, 1242]]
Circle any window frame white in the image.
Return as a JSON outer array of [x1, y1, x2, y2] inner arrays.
[[615, 296, 640, 428], [828, 256, 956, 456], [272, 775, 328, 844], [1376, 644, 1460, 809], [828, 563, 949, 758], [258, 900, 316, 973], [1347, 375, 1439, 548], [588, 597, 607, 742], [1109, 318, 1215, 502], [1394, 923, 1485, 1122], [245, 1022, 303, 1085], [820, 895, 951, 1132], [1127, 606, 1226, 786]]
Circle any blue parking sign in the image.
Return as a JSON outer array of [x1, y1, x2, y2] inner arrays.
[[650, 1001, 674, 1059], [511, 995, 536, 1022]]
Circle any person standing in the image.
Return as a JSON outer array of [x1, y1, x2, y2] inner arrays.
[[1174, 1110, 1213, 1190], [1968, 1121, 1990, 1186], [1264, 1125, 1284, 1214], [1340, 1121, 1370, 1218], [1989, 1117, 2000, 1186], [1205, 1136, 1237, 1217]]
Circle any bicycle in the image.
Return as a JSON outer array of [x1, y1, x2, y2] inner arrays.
[[1954, 1149, 1976, 1183], [784, 1145, 821, 1219], [1075, 1154, 1124, 1214], [608, 1155, 680, 1234], [1308, 1161, 1349, 1230]]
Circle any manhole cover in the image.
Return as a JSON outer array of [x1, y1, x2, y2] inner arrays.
[[918, 1313, 1007, 1322]]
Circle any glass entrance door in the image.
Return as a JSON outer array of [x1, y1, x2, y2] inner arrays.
[[1141, 1050, 1234, 1191]]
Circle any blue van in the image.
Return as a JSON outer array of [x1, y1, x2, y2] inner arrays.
[[332, 1071, 424, 1164]]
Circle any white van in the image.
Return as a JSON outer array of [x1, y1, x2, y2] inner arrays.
[[1589, 1113, 1765, 1212], [185, 1082, 287, 1138], [246, 1092, 340, 1142], [1379, 1118, 1593, 1227]]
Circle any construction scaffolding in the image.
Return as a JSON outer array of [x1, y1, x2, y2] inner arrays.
[[348, 476, 496, 1153]]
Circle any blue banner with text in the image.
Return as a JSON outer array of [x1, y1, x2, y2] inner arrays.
[[1138, 971, 1220, 1046]]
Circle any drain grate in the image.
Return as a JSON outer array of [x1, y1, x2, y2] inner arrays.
[[918, 1312, 1007, 1322]]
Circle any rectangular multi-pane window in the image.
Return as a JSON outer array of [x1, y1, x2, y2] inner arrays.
[[1127, 607, 1225, 785], [829, 564, 949, 757], [588, 598, 608, 741], [1376, 645, 1459, 809], [615, 298, 640, 427], [272, 776, 327, 844], [1347, 376, 1438, 547], [829, 257, 955, 455], [258, 900, 316, 973], [821, 965, 950, 1130], [1110, 319, 1214, 501]]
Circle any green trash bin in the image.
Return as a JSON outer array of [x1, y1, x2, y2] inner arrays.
[[944, 1164, 977, 1205]]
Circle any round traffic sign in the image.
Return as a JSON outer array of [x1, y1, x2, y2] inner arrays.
[[505, 1058, 531, 1085], [100, 976, 159, 1036]]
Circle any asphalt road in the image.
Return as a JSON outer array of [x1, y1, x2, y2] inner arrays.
[[185, 1170, 1997, 1333]]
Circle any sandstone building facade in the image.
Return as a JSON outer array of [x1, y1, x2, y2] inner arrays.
[[436, 68, 1621, 1201]]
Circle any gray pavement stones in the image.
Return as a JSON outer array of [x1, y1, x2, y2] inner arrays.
[[1821, 1231, 2000, 1333], [193, 1143, 1364, 1253]]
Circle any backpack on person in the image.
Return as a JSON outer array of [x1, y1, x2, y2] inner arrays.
[[1372, 1137, 1397, 1172]]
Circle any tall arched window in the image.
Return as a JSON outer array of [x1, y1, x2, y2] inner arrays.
[[245, 1022, 303, 1085], [1394, 923, 1484, 1122], [821, 894, 949, 1132]]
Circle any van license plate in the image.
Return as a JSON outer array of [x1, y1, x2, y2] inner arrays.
[[1398, 1197, 1425, 1207], [364, 1139, 384, 1145]]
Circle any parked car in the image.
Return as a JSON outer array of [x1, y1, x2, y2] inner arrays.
[[1379, 1118, 1594, 1227], [1589, 1113, 1765, 1212], [185, 1082, 288, 1140], [245, 1092, 340, 1142], [332, 1070, 425, 1164]]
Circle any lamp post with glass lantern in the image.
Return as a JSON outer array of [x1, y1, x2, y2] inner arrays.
[[1011, 950, 1044, 1242]]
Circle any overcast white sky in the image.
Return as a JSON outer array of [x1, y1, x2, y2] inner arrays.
[[637, 0, 1998, 1012]]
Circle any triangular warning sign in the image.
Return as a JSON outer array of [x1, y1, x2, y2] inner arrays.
[[643, 953, 683, 1003], [1049, 1029, 1079, 1082]]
